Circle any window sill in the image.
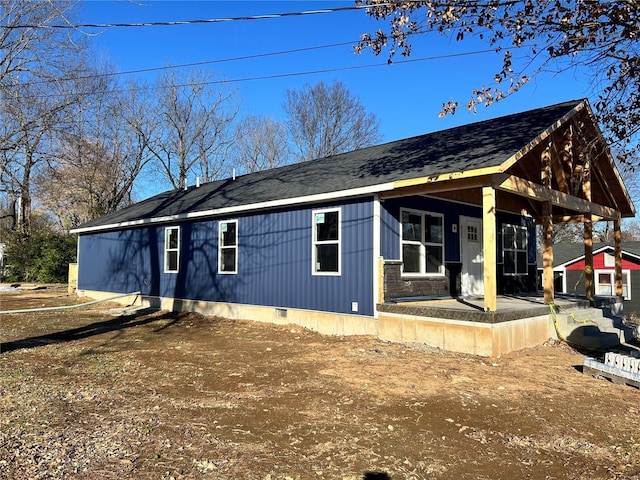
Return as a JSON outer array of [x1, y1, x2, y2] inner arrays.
[[401, 273, 446, 278]]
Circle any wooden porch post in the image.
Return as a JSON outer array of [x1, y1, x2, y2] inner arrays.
[[482, 186, 497, 312], [583, 152, 594, 301], [614, 216, 623, 297], [540, 139, 554, 304], [584, 215, 594, 301], [542, 201, 554, 304]]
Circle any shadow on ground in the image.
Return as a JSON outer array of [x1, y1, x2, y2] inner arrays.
[[0, 308, 179, 354]]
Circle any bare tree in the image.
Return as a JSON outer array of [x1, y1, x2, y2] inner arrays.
[[0, 78, 82, 234], [36, 74, 155, 229], [232, 115, 291, 173], [143, 69, 239, 190], [0, 0, 87, 234], [357, 0, 640, 169], [283, 80, 382, 162], [623, 221, 640, 241], [0, 0, 81, 85]]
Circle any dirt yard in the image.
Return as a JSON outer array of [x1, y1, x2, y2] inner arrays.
[[1, 286, 640, 480]]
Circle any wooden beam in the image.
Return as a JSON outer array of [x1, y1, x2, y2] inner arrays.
[[384, 172, 621, 222], [548, 139, 570, 193], [582, 152, 594, 302], [584, 215, 594, 301], [541, 143, 552, 188], [392, 168, 500, 190], [583, 153, 592, 202], [380, 174, 496, 200], [482, 187, 497, 312], [548, 214, 606, 224], [614, 217, 623, 297], [377, 256, 385, 303], [495, 174, 620, 220], [542, 201, 554, 304]]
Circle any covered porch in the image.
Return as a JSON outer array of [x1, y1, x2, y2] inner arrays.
[[378, 100, 635, 313], [372, 101, 635, 356]]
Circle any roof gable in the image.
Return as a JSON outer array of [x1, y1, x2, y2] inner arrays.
[[541, 242, 640, 270]]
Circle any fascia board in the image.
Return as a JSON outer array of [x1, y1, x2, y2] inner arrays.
[[70, 182, 396, 234], [499, 101, 585, 173]]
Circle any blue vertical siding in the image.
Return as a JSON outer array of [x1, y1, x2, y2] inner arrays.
[[78, 197, 375, 316], [78, 228, 157, 296]]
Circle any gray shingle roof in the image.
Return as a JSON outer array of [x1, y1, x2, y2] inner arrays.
[[74, 100, 583, 232]]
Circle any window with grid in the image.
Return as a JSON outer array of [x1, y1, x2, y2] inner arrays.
[[401, 209, 444, 275], [219, 220, 238, 274], [596, 270, 630, 300], [313, 209, 340, 274], [164, 226, 180, 273], [502, 224, 528, 275]]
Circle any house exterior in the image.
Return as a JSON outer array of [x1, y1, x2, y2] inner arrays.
[[71, 99, 635, 356], [541, 242, 640, 316]]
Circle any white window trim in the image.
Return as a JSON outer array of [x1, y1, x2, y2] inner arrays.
[[502, 224, 528, 276], [218, 219, 238, 274], [595, 269, 631, 300], [312, 208, 341, 276], [399, 208, 445, 277], [164, 226, 180, 274]]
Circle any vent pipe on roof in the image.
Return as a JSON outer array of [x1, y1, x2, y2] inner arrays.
[[232, 168, 236, 180], [196, 176, 200, 188]]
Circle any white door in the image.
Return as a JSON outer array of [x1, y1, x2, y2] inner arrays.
[[460, 216, 484, 296]]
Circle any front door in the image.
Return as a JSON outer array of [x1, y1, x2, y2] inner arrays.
[[460, 216, 484, 296]]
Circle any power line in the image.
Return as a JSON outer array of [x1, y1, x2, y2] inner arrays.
[[3, 3, 393, 29], [23, 26, 515, 88], [220, 47, 510, 85], [26, 41, 359, 85], [21, 45, 510, 100]]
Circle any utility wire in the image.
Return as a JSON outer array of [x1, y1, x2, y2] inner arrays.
[[3, 3, 393, 29], [26, 41, 359, 85], [23, 28, 525, 88], [21, 45, 513, 100]]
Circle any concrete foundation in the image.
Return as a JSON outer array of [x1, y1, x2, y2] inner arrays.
[[77, 289, 378, 338], [77, 289, 557, 357], [377, 311, 553, 357]]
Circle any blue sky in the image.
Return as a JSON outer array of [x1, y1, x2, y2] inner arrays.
[[78, 0, 594, 145]]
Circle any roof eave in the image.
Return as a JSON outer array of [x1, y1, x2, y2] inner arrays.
[[70, 181, 396, 234]]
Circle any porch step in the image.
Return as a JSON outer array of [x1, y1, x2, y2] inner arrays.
[[554, 306, 639, 351]]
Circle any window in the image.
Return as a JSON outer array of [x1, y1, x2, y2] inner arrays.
[[164, 226, 180, 273], [219, 220, 238, 274], [604, 252, 615, 267], [502, 224, 528, 275], [467, 224, 479, 242], [313, 209, 340, 274], [596, 270, 630, 300], [400, 209, 444, 275]]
